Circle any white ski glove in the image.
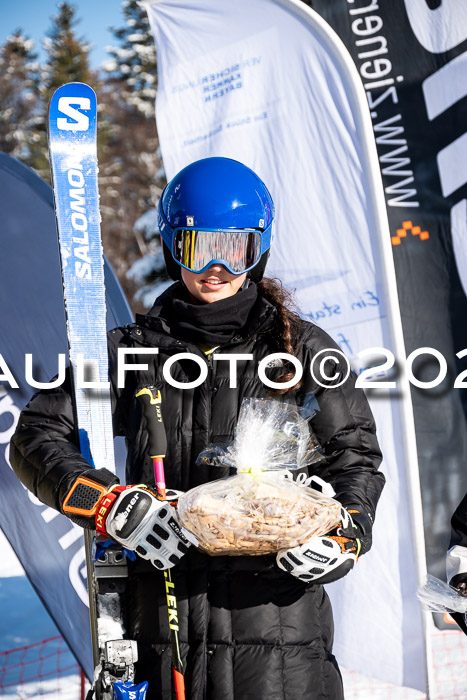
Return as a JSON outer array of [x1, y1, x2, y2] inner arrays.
[[277, 506, 368, 584], [96, 485, 197, 570]]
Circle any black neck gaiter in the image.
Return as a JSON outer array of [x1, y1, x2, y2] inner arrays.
[[160, 282, 259, 346]]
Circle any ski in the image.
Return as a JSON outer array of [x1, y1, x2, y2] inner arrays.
[[48, 82, 147, 699]]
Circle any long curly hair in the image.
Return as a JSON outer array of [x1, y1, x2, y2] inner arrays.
[[257, 277, 304, 394]]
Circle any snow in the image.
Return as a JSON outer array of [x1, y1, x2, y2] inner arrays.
[[129, 98, 155, 118], [126, 208, 166, 300], [0, 674, 86, 699], [101, 58, 118, 72], [110, 46, 133, 60], [342, 669, 425, 699], [127, 255, 157, 285], [4, 34, 35, 53], [134, 45, 156, 59], [127, 33, 146, 42], [134, 279, 173, 309], [97, 593, 125, 646], [133, 208, 159, 239]]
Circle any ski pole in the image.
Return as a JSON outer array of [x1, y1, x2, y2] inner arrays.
[[136, 387, 186, 700]]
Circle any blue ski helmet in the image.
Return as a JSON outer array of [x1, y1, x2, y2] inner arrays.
[[158, 157, 275, 282]]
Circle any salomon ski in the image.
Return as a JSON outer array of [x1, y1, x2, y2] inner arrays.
[[48, 82, 147, 699]]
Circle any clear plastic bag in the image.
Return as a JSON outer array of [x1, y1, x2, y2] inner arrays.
[[196, 397, 323, 473], [177, 398, 341, 556], [416, 574, 467, 614]]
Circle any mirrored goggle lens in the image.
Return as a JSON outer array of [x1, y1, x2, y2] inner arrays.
[[173, 229, 262, 274]]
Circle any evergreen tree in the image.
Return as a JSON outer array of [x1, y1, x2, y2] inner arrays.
[[104, 0, 158, 117], [42, 2, 94, 94], [0, 31, 40, 159], [99, 0, 166, 311], [29, 2, 96, 179]]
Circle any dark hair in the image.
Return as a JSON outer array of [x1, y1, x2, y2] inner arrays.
[[257, 277, 304, 394]]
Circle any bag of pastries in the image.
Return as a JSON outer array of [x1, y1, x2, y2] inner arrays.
[[177, 399, 341, 555]]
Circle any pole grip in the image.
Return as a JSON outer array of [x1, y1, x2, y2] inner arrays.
[[136, 386, 167, 459]]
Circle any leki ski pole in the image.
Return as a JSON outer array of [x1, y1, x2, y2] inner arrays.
[[136, 387, 186, 700]]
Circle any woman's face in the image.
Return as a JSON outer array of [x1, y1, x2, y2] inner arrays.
[[181, 264, 247, 304]]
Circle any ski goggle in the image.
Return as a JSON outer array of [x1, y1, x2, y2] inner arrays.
[[172, 228, 264, 275]]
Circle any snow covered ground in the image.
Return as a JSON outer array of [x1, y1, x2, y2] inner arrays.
[[0, 677, 86, 700], [2, 529, 467, 699]]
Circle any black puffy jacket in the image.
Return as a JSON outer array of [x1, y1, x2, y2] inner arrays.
[[11, 286, 384, 700]]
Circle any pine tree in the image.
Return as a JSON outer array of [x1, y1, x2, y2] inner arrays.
[[42, 2, 94, 94], [0, 31, 40, 159], [99, 0, 167, 311], [29, 2, 96, 179], [104, 0, 158, 117]]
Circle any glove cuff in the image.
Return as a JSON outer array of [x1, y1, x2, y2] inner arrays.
[[95, 485, 128, 535], [344, 505, 374, 557], [344, 505, 373, 536], [62, 469, 120, 528]]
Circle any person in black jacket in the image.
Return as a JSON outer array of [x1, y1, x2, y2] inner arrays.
[[10, 157, 385, 700]]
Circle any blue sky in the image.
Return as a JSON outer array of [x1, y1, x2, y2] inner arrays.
[[1, 0, 128, 68]]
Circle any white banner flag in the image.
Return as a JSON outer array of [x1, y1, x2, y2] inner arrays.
[[144, 0, 431, 691]]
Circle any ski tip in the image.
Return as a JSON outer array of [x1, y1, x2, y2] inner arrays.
[[49, 82, 97, 144], [51, 81, 96, 100]]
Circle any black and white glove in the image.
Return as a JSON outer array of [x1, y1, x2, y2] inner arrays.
[[97, 485, 197, 570], [277, 506, 373, 585], [61, 472, 196, 570]]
